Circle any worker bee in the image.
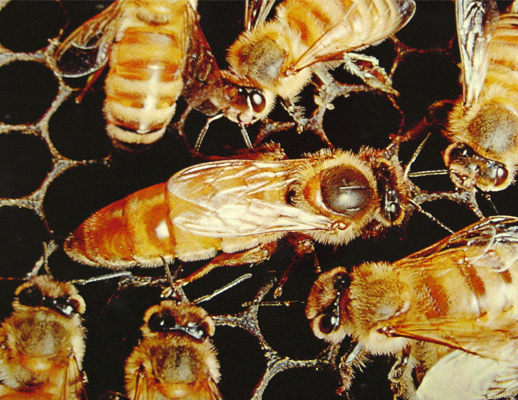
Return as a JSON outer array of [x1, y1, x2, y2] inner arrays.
[[55, 0, 206, 148], [306, 215, 518, 399], [63, 141, 463, 284], [443, 0, 518, 192], [0, 275, 87, 400], [124, 300, 222, 400], [204, 0, 416, 141]]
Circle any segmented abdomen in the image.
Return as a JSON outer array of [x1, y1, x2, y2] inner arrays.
[[104, 15, 187, 145]]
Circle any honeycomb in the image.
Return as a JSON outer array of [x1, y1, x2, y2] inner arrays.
[[0, 0, 516, 399]]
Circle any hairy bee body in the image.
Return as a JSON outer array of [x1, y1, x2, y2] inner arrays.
[[124, 301, 222, 400], [220, 0, 416, 125], [65, 146, 412, 274], [444, 0, 518, 191], [0, 276, 87, 400], [56, 0, 197, 147], [306, 215, 518, 399]]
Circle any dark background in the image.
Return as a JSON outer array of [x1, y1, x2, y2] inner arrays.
[[0, 0, 516, 399]]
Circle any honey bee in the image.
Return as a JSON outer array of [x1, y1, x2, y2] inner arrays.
[[64, 142, 439, 283], [0, 275, 87, 400], [443, 0, 518, 192], [207, 0, 416, 138], [124, 300, 222, 400], [306, 215, 518, 399], [55, 0, 204, 148]]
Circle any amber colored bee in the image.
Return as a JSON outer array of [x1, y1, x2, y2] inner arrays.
[[55, 0, 206, 148], [124, 300, 222, 400], [443, 0, 518, 192], [215, 0, 416, 128], [0, 275, 87, 400], [64, 142, 438, 283], [306, 215, 518, 399]]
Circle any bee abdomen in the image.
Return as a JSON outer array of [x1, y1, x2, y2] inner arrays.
[[104, 27, 186, 144], [487, 14, 518, 75], [65, 183, 176, 268]]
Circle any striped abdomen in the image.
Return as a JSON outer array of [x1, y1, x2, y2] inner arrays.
[[104, 2, 189, 146]]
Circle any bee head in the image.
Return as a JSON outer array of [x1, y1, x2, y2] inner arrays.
[[444, 142, 510, 192], [14, 276, 85, 318], [219, 71, 275, 125], [306, 267, 353, 344], [143, 301, 215, 342]]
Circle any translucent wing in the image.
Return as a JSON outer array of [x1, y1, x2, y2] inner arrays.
[[386, 316, 518, 361], [61, 352, 87, 400], [245, 0, 277, 30], [167, 159, 338, 237], [396, 215, 518, 272], [55, 0, 128, 77], [292, 0, 416, 73], [205, 377, 224, 400], [456, 0, 498, 107], [132, 366, 151, 400]]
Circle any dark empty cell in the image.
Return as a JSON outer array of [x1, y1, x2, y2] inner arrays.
[[212, 326, 265, 400], [42, 163, 117, 239], [262, 367, 344, 400], [0, 133, 52, 198], [0, 207, 48, 276], [258, 301, 326, 360], [0, 0, 66, 52], [392, 52, 461, 124], [323, 93, 402, 151], [0, 61, 58, 125], [396, 1, 455, 50], [48, 90, 111, 160]]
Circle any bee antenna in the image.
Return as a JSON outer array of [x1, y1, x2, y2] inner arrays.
[[407, 169, 449, 178], [194, 113, 224, 154], [194, 273, 252, 304], [403, 131, 432, 179], [239, 123, 253, 150], [409, 199, 454, 234]]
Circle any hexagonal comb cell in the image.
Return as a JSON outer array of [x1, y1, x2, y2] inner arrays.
[[0, 61, 58, 125], [0, 132, 52, 198]]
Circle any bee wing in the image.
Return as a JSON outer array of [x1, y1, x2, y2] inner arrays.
[[397, 215, 518, 272], [61, 352, 87, 400], [291, 0, 416, 73], [245, 0, 277, 30], [204, 376, 224, 400], [168, 159, 336, 237], [132, 366, 151, 400], [55, 0, 128, 77], [388, 316, 518, 361], [456, 0, 499, 107]]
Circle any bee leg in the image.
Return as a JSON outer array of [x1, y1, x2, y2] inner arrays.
[[274, 234, 318, 297], [176, 241, 278, 286], [75, 64, 108, 104], [389, 345, 416, 400], [343, 53, 396, 94]]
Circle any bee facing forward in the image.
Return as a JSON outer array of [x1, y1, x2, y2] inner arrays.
[[306, 215, 518, 399], [443, 0, 518, 192], [0, 275, 87, 400], [124, 300, 222, 400], [55, 0, 201, 148], [64, 143, 426, 283]]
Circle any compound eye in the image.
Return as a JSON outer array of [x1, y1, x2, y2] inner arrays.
[[333, 272, 351, 292], [248, 90, 266, 113], [491, 164, 508, 187], [17, 285, 43, 307], [148, 311, 176, 333], [321, 166, 374, 216]]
